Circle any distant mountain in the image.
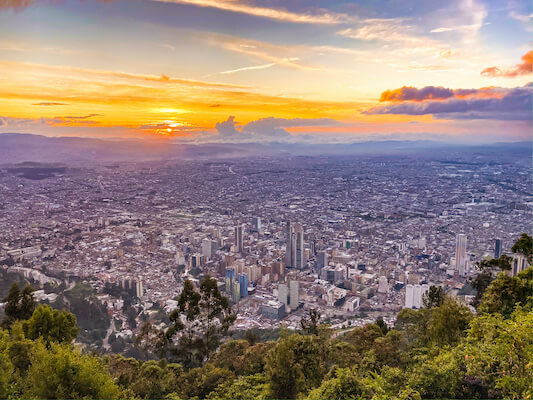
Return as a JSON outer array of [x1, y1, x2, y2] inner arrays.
[[0, 132, 530, 164]]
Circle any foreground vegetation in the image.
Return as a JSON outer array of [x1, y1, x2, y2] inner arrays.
[[0, 234, 531, 400]]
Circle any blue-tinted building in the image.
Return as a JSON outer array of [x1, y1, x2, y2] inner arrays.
[[239, 273, 248, 298]]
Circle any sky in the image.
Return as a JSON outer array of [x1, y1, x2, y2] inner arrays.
[[0, 0, 531, 144]]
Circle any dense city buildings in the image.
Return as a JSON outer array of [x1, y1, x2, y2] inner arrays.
[[0, 150, 531, 338]]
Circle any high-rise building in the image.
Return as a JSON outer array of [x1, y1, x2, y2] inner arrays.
[[202, 238, 214, 258], [278, 283, 288, 305], [512, 254, 528, 276], [295, 225, 305, 268], [289, 280, 299, 309], [285, 221, 292, 267], [316, 251, 328, 270], [494, 239, 502, 259], [287, 222, 305, 269], [225, 268, 235, 294], [232, 281, 241, 303], [239, 273, 248, 298], [252, 216, 261, 231], [455, 234, 468, 276], [234, 224, 244, 253], [136, 276, 144, 298], [405, 284, 429, 309]]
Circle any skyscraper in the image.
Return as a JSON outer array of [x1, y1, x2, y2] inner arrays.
[[252, 216, 261, 231], [286, 222, 305, 269], [316, 250, 328, 270], [285, 221, 292, 267], [234, 224, 244, 253], [494, 239, 502, 259], [455, 234, 467, 276], [239, 273, 248, 298]]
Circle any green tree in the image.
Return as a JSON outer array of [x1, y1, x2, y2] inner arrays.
[[462, 307, 533, 399], [2, 283, 35, 328], [300, 309, 321, 335], [422, 285, 445, 308], [478, 267, 532, 317], [207, 373, 268, 400], [199, 275, 235, 360], [265, 333, 327, 399], [0, 329, 14, 399], [167, 277, 234, 368], [24, 342, 121, 399], [376, 316, 390, 334], [168, 279, 202, 368], [408, 349, 463, 399], [307, 367, 363, 400], [427, 297, 472, 347], [511, 233, 533, 263], [394, 308, 431, 349], [23, 304, 79, 346]]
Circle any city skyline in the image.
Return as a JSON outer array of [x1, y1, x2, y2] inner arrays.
[[0, 0, 531, 143]]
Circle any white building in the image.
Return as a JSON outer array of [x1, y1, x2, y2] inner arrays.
[[455, 234, 468, 276], [405, 284, 429, 309], [289, 280, 299, 309]]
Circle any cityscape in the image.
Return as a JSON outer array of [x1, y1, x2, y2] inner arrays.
[[0, 0, 531, 399], [1, 148, 531, 344]]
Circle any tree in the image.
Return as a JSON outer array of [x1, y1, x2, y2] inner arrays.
[[427, 297, 472, 347], [167, 277, 234, 368], [1, 283, 35, 329], [462, 307, 532, 399], [199, 275, 235, 360], [168, 279, 202, 368], [422, 285, 445, 308], [265, 334, 327, 399], [300, 309, 321, 335], [244, 329, 259, 345], [478, 267, 532, 318], [23, 304, 79, 346], [471, 255, 513, 309], [512, 233, 533, 263], [0, 329, 14, 399], [307, 367, 363, 400], [376, 316, 389, 334], [207, 373, 268, 400], [24, 342, 121, 399]]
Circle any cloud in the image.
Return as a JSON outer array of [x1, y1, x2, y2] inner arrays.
[[152, 0, 347, 24], [380, 86, 456, 102], [219, 62, 276, 75], [365, 85, 532, 120], [32, 102, 69, 106], [337, 18, 424, 44], [215, 116, 240, 137], [481, 51, 533, 78], [214, 116, 338, 142], [378, 85, 515, 103], [0, 114, 102, 128]]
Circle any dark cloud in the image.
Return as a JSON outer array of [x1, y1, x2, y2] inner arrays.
[[32, 102, 69, 106], [380, 86, 455, 102], [366, 85, 532, 120], [215, 115, 239, 137], [481, 51, 533, 78]]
